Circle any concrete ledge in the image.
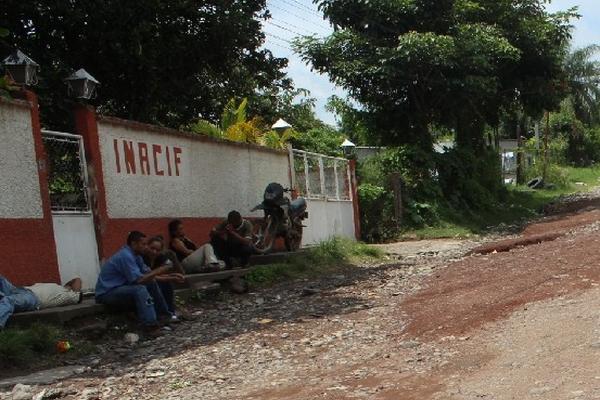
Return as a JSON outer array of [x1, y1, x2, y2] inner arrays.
[[8, 252, 299, 327], [10, 299, 106, 326]]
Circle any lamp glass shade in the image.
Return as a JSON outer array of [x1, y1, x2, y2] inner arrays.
[[2, 50, 40, 86], [64, 68, 100, 99]]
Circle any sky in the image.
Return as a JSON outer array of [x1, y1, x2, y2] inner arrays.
[[262, 0, 341, 126], [262, 0, 600, 127], [546, 0, 600, 47]]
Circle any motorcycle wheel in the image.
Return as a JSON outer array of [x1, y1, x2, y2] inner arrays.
[[254, 215, 278, 253], [285, 223, 303, 252]]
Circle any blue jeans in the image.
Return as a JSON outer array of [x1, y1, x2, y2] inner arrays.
[[96, 281, 171, 326], [157, 281, 175, 314], [0, 276, 40, 328]]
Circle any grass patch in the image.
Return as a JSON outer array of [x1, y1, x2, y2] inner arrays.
[[0, 322, 98, 372], [246, 237, 382, 287], [398, 166, 600, 240], [0, 323, 62, 367]]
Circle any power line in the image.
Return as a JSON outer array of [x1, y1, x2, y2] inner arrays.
[[271, 16, 327, 36], [266, 32, 293, 44], [267, 40, 293, 52], [264, 33, 294, 51], [267, 2, 330, 31], [265, 20, 305, 37], [276, 0, 322, 17]]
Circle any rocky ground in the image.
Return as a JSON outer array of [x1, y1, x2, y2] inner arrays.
[[4, 189, 600, 400]]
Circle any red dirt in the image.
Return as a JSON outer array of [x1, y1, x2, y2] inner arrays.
[[402, 210, 600, 340], [522, 208, 600, 235], [467, 232, 562, 255]]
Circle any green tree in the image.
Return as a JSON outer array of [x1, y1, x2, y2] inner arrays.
[[325, 95, 371, 145], [0, 0, 290, 129], [294, 0, 575, 151], [563, 44, 600, 125], [293, 125, 344, 155], [250, 87, 326, 132]]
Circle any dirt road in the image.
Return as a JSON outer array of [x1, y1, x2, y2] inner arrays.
[[3, 193, 600, 400]]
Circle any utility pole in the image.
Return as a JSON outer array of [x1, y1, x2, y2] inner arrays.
[[516, 117, 524, 185], [543, 111, 550, 182]]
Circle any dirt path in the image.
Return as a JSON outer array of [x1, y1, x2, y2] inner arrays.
[[3, 194, 600, 400]]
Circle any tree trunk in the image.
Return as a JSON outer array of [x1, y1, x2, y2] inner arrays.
[[516, 120, 525, 185], [455, 112, 486, 152]]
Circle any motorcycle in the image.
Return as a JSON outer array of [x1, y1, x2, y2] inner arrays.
[[251, 182, 308, 252]]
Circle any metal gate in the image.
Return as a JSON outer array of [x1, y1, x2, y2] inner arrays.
[[42, 130, 100, 290]]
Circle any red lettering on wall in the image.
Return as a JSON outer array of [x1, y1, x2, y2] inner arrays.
[[123, 141, 136, 174], [113, 140, 182, 177], [174, 147, 182, 177], [138, 143, 150, 175], [113, 139, 121, 173], [152, 145, 164, 176], [165, 146, 172, 176]]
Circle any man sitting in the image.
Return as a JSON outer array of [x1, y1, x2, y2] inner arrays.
[[210, 210, 255, 268], [0, 276, 82, 329], [95, 231, 174, 335], [144, 236, 186, 319]]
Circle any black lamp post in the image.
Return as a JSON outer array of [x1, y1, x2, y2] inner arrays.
[[2, 49, 40, 86], [64, 68, 100, 100]]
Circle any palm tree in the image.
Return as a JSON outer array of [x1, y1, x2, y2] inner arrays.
[[563, 44, 600, 125], [187, 97, 297, 149], [187, 98, 262, 143]]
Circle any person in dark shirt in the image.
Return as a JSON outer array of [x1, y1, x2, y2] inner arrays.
[[168, 219, 197, 262], [168, 219, 224, 273], [210, 210, 256, 268], [95, 231, 174, 335]]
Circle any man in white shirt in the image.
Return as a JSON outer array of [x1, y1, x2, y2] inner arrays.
[[0, 276, 82, 328], [26, 278, 82, 309]]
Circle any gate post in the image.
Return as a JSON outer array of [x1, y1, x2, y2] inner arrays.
[[22, 90, 54, 221], [73, 104, 109, 260], [349, 159, 361, 240], [19, 90, 61, 283]]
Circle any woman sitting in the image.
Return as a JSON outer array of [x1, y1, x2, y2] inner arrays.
[[168, 219, 225, 273]]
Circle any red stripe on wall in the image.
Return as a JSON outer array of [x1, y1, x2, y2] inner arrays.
[[96, 217, 283, 261], [0, 219, 60, 285], [97, 217, 223, 259]]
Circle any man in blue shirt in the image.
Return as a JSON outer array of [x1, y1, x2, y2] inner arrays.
[[96, 231, 173, 334]]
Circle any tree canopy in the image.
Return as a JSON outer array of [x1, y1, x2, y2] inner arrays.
[[563, 44, 600, 125], [295, 0, 576, 150], [1, 0, 291, 129]]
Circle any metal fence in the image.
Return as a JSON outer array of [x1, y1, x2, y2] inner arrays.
[[292, 149, 351, 201], [42, 130, 91, 212]]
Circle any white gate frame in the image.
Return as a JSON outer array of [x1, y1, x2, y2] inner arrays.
[[290, 148, 353, 202], [41, 129, 92, 214]]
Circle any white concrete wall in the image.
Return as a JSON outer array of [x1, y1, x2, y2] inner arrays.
[[302, 200, 356, 245], [97, 121, 291, 218], [0, 100, 43, 218]]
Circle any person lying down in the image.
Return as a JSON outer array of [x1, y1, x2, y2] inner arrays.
[[0, 275, 83, 328]]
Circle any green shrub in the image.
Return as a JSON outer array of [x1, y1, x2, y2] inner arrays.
[[246, 237, 382, 286], [436, 147, 505, 210], [525, 162, 569, 188], [357, 183, 396, 242]]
